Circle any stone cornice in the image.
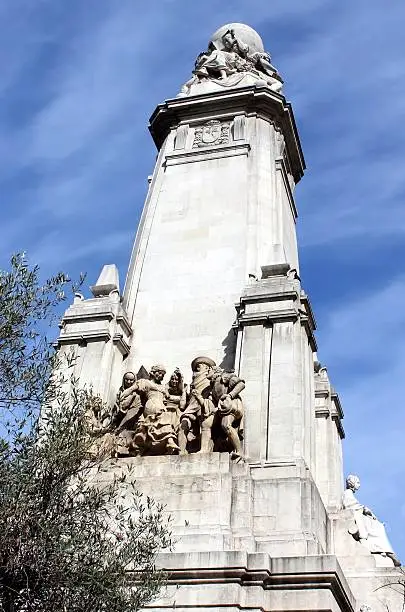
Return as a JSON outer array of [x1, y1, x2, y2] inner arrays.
[[152, 552, 355, 612], [331, 392, 345, 439], [149, 86, 305, 183], [112, 333, 131, 357], [61, 310, 115, 324], [57, 330, 111, 346], [116, 313, 132, 337], [234, 308, 299, 327]]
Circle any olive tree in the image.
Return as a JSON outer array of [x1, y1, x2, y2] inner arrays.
[[0, 254, 171, 612]]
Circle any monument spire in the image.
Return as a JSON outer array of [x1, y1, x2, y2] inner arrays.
[[123, 23, 305, 379]]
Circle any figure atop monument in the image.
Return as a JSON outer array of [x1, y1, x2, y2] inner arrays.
[[179, 23, 283, 98]]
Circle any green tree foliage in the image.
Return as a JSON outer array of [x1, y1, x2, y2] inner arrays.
[[0, 254, 172, 612]]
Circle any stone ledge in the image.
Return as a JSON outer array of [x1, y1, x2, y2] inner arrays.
[[165, 142, 250, 165], [100, 451, 240, 478], [152, 552, 355, 612]]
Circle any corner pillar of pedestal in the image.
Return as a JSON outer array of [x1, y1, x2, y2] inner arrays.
[[314, 363, 345, 512], [230, 265, 331, 556], [56, 264, 132, 405], [234, 264, 316, 466]]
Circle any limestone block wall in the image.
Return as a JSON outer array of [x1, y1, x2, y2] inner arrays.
[[98, 453, 329, 559]]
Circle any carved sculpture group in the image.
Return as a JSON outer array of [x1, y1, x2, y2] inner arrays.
[[180, 28, 283, 96], [97, 356, 245, 460]]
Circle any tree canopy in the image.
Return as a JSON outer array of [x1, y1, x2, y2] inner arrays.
[[0, 254, 171, 612]]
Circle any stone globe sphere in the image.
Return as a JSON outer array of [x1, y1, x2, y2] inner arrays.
[[209, 23, 265, 53]]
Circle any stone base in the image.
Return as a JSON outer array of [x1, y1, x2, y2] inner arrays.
[[149, 551, 355, 612], [101, 453, 328, 556], [99, 454, 404, 611]]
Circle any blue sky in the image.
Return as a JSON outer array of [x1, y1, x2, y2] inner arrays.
[[1, 0, 405, 560]]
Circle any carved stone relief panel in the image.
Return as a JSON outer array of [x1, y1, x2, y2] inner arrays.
[[101, 356, 246, 461], [192, 120, 231, 148]]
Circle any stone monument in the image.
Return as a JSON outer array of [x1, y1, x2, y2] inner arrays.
[[57, 22, 402, 612]]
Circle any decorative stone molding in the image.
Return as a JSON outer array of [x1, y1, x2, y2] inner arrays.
[[153, 551, 356, 612], [149, 87, 305, 183], [165, 142, 250, 166], [233, 114, 246, 140], [174, 123, 189, 150]]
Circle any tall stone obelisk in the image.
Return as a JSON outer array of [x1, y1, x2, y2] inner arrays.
[[57, 23, 403, 612]]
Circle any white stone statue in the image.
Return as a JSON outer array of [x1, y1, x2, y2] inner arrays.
[[178, 23, 283, 98], [342, 475, 401, 567]]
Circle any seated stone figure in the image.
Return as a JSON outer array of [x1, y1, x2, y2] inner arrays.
[[342, 474, 401, 567]]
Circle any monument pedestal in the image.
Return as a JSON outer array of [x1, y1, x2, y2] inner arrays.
[[99, 454, 328, 558]]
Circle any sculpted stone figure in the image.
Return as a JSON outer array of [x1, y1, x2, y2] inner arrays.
[[113, 371, 143, 456], [194, 40, 241, 81], [210, 367, 245, 458], [132, 364, 180, 456], [342, 475, 401, 567], [87, 395, 116, 459], [180, 25, 283, 97], [165, 368, 187, 430], [178, 356, 216, 455]]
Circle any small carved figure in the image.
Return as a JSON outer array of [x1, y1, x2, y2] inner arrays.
[[133, 364, 180, 455], [179, 356, 216, 454], [165, 368, 187, 432], [221, 29, 282, 89], [113, 371, 143, 456], [87, 395, 116, 458], [210, 367, 245, 458], [342, 475, 401, 567]]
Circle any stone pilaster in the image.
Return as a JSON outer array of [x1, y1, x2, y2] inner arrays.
[[314, 364, 345, 512]]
